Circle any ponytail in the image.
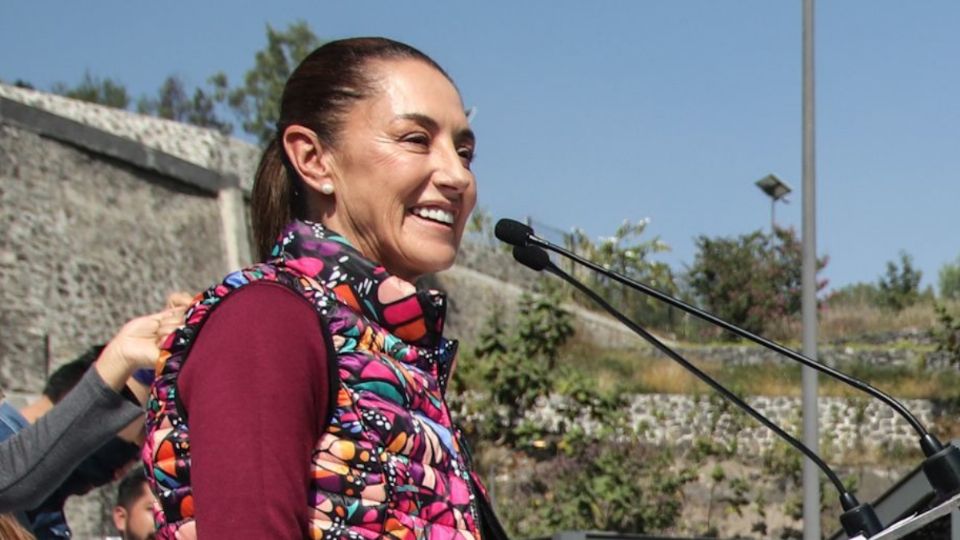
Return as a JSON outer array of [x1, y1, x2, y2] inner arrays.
[[251, 137, 298, 261], [0, 514, 36, 540]]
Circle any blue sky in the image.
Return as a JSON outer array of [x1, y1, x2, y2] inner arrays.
[[2, 1, 958, 292]]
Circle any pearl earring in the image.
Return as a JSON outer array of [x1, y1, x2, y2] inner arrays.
[[320, 183, 335, 195]]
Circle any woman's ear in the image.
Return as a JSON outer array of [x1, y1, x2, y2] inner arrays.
[[281, 125, 336, 195]]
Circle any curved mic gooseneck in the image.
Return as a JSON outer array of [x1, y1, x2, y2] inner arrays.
[[496, 218, 960, 501]]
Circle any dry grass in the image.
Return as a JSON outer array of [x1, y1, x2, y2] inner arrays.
[[527, 300, 960, 400], [734, 299, 960, 343], [819, 301, 946, 341], [765, 303, 930, 342], [633, 358, 804, 396], [634, 361, 710, 395], [572, 350, 960, 401], [833, 376, 947, 400]]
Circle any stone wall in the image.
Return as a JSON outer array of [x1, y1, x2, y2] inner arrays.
[[523, 392, 939, 457], [0, 122, 226, 393]]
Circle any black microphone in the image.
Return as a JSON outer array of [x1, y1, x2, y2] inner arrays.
[[494, 218, 534, 247], [510, 243, 883, 538], [497, 218, 960, 501], [511, 241, 550, 271]]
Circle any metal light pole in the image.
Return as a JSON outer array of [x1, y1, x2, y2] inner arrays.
[[801, 0, 820, 538]]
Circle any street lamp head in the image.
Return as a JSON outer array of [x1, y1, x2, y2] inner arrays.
[[756, 174, 793, 201]]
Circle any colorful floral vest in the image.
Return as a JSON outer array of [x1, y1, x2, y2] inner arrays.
[[143, 220, 493, 539]]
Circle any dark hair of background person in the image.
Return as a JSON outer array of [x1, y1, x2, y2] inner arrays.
[[116, 467, 149, 510], [252, 37, 454, 261], [42, 345, 105, 403]]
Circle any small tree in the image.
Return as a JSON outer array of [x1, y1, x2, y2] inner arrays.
[[877, 251, 922, 311], [939, 256, 960, 301], [515, 286, 574, 370], [472, 285, 572, 445], [215, 21, 321, 144], [563, 218, 677, 329], [932, 304, 960, 367], [686, 227, 827, 337], [52, 71, 130, 109], [137, 75, 232, 134], [826, 281, 882, 308]]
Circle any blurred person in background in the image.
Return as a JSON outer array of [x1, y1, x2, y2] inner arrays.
[[112, 468, 157, 540]]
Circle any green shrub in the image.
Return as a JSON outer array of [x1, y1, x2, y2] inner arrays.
[[932, 304, 960, 367], [826, 282, 882, 308], [563, 218, 678, 329], [686, 227, 827, 337], [877, 251, 923, 311], [939, 257, 960, 301]]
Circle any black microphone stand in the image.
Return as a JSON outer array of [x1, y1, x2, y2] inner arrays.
[[510, 244, 883, 538], [496, 218, 960, 501]]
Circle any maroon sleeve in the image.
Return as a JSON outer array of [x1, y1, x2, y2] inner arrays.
[[179, 281, 331, 539]]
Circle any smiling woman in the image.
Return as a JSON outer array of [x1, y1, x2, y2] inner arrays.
[[142, 38, 507, 540], [282, 58, 477, 282]]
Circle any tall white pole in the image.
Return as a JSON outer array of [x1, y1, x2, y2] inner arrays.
[[801, 0, 820, 538]]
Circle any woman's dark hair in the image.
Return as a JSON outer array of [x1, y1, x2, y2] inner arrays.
[[252, 37, 452, 260]]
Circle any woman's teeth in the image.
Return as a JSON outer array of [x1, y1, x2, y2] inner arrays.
[[412, 207, 455, 225]]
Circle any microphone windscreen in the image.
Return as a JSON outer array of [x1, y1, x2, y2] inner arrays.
[[512, 245, 550, 272], [494, 218, 533, 246]]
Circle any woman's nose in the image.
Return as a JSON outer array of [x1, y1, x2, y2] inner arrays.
[[433, 146, 473, 194]]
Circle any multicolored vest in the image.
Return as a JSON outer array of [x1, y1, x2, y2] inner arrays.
[[143, 220, 493, 539]]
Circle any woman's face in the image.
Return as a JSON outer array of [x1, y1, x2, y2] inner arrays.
[[323, 59, 477, 281]]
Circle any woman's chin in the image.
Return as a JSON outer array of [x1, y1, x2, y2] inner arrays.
[[394, 242, 459, 280]]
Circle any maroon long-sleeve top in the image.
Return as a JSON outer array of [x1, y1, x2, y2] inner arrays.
[[179, 282, 330, 539]]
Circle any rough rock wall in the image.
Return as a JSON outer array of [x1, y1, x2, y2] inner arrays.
[[0, 123, 226, 395], [0, 84, 260, 191], [510, 392, 939, 457]]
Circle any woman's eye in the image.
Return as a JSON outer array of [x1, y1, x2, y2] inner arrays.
[[458, 147, 475, 166], [402, 133, 430, 146]]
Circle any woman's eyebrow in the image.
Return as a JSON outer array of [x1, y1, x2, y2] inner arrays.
[[396, 112, 440, 131]]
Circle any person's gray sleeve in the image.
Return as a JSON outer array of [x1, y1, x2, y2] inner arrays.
[[0, 367, 143, 511]]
